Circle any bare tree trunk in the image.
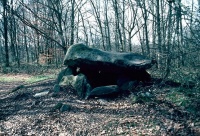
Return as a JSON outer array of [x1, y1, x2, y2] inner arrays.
[[128, 32, 132, 52], [104, 0, 111, 51], [164, 1, 173, 79], [79, 10, 88, 44], [150, 2, 156, 59], [88, 22, 94, 46], [35, 1, 40, 64], [126, 0, 138, 52], [122, 0, 126, 51], [36, 33, 40, 64], [3, 0, 9, 67], [89, 0, 105, 50], [138, 0, 150, 56], [156, 0, 162, 69], [136, 21, 145, 55], [10, 0, 17, 64], [70, 0, 75, 45], [0, 40, 3, 64], [179, 1, 184, 66], [76, 12, 79, 43], [174, 0, 183, 67], [22, 3, 29, 63], [47, 0, 68, 53], [112, 0, 123, 51], [24, 28, 29, 63], [143, 1, 150, 56], [16, 33, 20, 67], [161, 0, 166, 53]]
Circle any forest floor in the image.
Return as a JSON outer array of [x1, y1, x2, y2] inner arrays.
[[0, 74, 200, 136]]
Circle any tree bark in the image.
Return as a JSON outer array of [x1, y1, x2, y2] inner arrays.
[[3, 0, 9, 67], [89, 0, 105, 50], [104, 0, 111, 51], [164, 1, 173, 79], [10, 0, 17, 64], [22, 3, 29, 63], [70, 0, 75, 45], [112, 0, 123, 51], [156, 0, 162, 69]]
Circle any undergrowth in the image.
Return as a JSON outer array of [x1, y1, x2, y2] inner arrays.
[[0, 63, 60, 83], [0, 63, 62, 75]]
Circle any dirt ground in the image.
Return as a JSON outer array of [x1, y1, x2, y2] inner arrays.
[[0, 77, 200, 136]]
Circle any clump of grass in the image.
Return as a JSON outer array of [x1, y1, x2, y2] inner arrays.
[[26, 75, 55, 83], [0, 63, 62, 75], [166, 89, 189, 106], [0, 76, 21, 82], [166, 87, 200, 114], [0, 74, 56, 83], [130, 91, 155, 104]]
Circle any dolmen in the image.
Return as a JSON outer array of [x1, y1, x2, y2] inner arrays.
[[57, 43, 155, 99]]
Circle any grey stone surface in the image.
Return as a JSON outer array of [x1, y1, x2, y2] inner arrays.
[[59, 74, 91, 98], [33, 91, 49, 98], [60, 104, 71, 112], [86, 85, 119, 99], [53, 84, 61, 93], [56, 67, 74, 84], [64, 43, 155, 73]]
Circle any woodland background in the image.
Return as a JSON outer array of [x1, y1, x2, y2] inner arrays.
[[0, 0, 200, 80]]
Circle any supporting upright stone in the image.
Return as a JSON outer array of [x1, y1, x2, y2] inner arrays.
[[59, 73, 91, 99]]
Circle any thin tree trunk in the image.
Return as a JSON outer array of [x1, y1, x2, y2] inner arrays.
[[76, 12, 79, 43], [3, 0, 9, 67], [23, 13, 29, 63], [143, 1, 150, 56], [128, 32, 132, 52], [10, 14, 17, 63], [176, 0, 182, 67], [0, 40, 3, 64], [161, 0, 166, 53], [89, 0, 105, 50], [122, 0, 126, 51], [37, 33, 40, 64], [112, 0, 123, 51], [20, 0, 29, 64], [70, 0, 75, 45], [179, 5, 184, 66], [156, 0, 162, 69], [78, 7, 88, 45], [104, 0, 111, 51], [152, 3, 156, 59], [16, 35, 20, 67], [25, 29, 29, 63], [164, 1, 173, 79]]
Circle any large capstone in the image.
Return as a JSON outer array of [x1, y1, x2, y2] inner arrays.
[[64, 43, 155, 73]]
